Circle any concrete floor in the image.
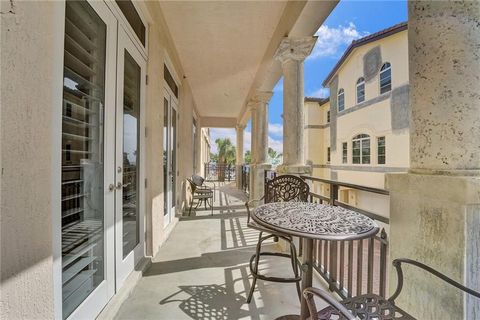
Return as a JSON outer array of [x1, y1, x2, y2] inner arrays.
[[114, 182, 327, 320]]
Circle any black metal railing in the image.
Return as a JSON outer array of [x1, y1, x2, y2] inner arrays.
[[204, 162, 235, 182], [241, 164, 250, 193], [300, 175, 390, 299], [264, 169, 277, 196]]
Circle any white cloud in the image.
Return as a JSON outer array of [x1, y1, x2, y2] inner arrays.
[[309, 22, 369, 60], [268, 136, 283, 154], [308, 87, 330, 99], [268, 123, 283, 137]]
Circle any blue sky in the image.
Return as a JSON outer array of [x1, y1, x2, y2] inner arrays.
[[211, 1, 407, 154]]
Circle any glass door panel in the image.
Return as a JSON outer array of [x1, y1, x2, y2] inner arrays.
[[163, 98, 169, 220], [115, 26, 145, 288], [61, 1, 111, 318], [163, 88, 177, 226], [170, 107, 177, 212], [121, 51, 140, 258]]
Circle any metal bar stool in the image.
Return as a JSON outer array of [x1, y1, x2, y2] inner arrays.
[[245, 175, 309, 303]]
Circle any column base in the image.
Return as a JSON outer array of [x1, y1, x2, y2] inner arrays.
[[386, 172, 480, 319], [249, 163, 272, 201], [276, 164, 312, 176]]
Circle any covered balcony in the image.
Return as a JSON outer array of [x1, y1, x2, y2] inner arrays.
[[1, 1, 479, 319]]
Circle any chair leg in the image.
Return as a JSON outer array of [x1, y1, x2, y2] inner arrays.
[[289, 239, 302, 301], [247, 231, 263, 303], [188, 198, 194, 216]]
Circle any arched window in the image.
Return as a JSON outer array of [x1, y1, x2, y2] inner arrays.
[[352, 134, 370, 164], [356, 77, 365, 103], [337, 88, 345, 112], [379, 62, 391, 94]]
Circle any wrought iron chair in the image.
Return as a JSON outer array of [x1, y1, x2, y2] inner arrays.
[[245, 175, 309, 303], [303, 258, 480, 320], [187, 175, 215, 216]]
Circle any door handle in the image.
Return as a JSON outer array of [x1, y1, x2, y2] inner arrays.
[[116, 182, 123, 190], [108, 183, 115, 192]]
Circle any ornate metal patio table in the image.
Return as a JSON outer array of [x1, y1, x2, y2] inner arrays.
[[250, 201, 379, 320]]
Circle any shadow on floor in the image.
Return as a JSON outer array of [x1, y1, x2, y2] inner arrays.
[[144, 247, 255, 277], [159, 264, 271, 320]]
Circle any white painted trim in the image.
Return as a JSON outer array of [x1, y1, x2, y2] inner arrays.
[[64, 1, 118, 319], [105, 0, 149, 59], [114, 26, 147, 290], [52, 2, 66, 319], [163, 49, 182, 89]]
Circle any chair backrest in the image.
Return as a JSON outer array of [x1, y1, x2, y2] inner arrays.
[[264, 175, 309, 203], [191, 174, 205, 187], [186, 178, 197, 193]]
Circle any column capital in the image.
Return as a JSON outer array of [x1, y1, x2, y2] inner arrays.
[[248, 91, 273, 111], [252, 90, 273, 104], [235, 123, 246, 131], [274, 37, 318, 63]]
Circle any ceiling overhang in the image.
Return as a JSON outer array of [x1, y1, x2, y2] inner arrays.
[[159, 0, 338, 126]]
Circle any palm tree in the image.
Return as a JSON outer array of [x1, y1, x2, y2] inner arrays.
[[244, 150, 252, 164], [267, 147, 282, 165], [215, 138, 236, 181]]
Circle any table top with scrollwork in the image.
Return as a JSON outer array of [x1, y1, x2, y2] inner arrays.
[[251, 202, 379, 241]]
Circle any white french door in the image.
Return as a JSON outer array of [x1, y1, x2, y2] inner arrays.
[[163, 87, 178, 227], [60, 1, 116, 319], [114, 26, 146, 289], [60, 2, 147, 318]]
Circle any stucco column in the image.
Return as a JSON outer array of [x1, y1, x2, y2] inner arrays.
[[235, 124, 245, 189], [274, 37, 317, 175], [387, 2, 480, 319], [194, 123, 202, 176], [249, 91, 273, 200]]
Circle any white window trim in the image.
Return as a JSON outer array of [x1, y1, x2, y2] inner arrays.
[[352, 134, 371, 165], [106, 1, 150, 59], [379, 62, 392, 94], [377, 136, 386, 165], [342, 142, 348, 164], [337, 89, 345, 112], [356, 77, 365, 104]]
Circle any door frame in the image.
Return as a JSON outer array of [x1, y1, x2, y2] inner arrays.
[[55, 1, 117, 319], [114, 25, 147, 290], [163, 85, 178, 227]]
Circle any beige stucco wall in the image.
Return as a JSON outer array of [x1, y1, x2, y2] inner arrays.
[[144, 1, 197, 256], [335, 31, 409, 109], [0, 1, 199, 316], [305, 29, 409, 217], [304, 100, 330, 171], [1, 1, 65, 318]]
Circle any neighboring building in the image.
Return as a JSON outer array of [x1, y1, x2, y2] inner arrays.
[[305, 22, 409, 218]]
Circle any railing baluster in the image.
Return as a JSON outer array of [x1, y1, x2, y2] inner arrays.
[[318, 239, 323, 267], [339, 240, 345, 293], [379, 229, 388, 297], [329, 241, 337, 291], [323, 239, 328, 274], [348, 240, 353, 298], [367, 237, 374, 293], [299, 237, 303, 257], [357, 239, 363, 296]]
